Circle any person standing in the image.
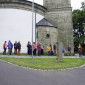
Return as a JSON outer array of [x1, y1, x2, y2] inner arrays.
[[14, 41, 17, 55], [27, 42, 32, 55], [47, 44, 51, 56], [8, 40, 12, 55], [62, 47, 65, 57], [50, 44, 53, 55], [41, 44, 44, 55], [53, 44, 56, 56], [3, 41, 7, 55], [33, 42, 37, 56], [10, 42, 13, 55], [68, 45, 71, 56], [37, 43, 41, 56], [27, 42, 30, 55], [17, 41, 21, 55], [78, 44, 82, 57]]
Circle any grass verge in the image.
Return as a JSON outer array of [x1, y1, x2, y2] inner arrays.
[[0, 57, 85, 70]]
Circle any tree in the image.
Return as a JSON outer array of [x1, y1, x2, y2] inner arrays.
[[72, 1, 85, 53], [81, 1, 85, 10]]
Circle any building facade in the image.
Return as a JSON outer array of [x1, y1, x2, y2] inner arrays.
[[37, 0, 74, 53]]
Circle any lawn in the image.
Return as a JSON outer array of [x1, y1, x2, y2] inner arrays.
[[0, 57, 85, 70]]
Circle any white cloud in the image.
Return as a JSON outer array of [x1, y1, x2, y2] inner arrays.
[[71, 0, 85, 10]]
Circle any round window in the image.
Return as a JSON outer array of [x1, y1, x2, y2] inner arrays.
[[46, 34, 50, 38]]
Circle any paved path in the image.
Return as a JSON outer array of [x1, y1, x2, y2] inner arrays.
[[0, 58, 85, 85], [0, 55, 83, 58]]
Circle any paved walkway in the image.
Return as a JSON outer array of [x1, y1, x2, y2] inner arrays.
[[0, 55, 84, 58], [0, 59, 85, 85], [0, 54, 85, 85]]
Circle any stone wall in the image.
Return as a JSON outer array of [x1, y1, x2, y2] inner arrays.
[[43, 0, 71, 8], [44, 9, 74, 53], [43, 0, 74, 53], [37, 26, 58, 52]]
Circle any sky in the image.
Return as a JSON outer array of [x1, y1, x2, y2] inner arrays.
[[28, 0, 85, 10], [71, 0, 84, 10], [0, 0, 84, 53]]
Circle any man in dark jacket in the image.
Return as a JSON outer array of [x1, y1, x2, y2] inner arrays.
[[27, 42, 32, 55], [68, 45, 71, 56], [14, 41, 18, 55]]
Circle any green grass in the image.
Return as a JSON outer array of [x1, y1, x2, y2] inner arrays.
[[0, 57, 85, 70]]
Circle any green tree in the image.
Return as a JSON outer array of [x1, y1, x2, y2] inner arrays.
[[81, 1, 85, 10], [72, 1, 85, 54]]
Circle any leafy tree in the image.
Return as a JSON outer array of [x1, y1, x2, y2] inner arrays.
[[81, 1, 85, 10], [72, 1, 85, 53]]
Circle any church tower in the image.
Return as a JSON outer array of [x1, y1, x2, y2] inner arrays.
[[44, 0, 71, 8], [43, 0, 74, 53]]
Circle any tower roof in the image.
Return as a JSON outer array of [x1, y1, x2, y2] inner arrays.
[[36, 18, 57, 28]]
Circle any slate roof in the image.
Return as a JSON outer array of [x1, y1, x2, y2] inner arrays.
[[36, 18, 57, 28]]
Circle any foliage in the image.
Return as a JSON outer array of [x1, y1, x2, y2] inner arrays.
[[72, 1, 85, 53], [81, 1, 85, 10], [0, 57, 85, 70]]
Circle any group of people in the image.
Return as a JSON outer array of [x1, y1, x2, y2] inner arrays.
[[3, 40, 21, 55], [3, 41, 44, 56], [62, 44, 83, 57], [27, 42, 58, 56], [47, 44, 57, 56], [27, 42, 44, 56], [3, 40, 82, 57], [3, 40, 57, 56], [62, 45, 71, 56]]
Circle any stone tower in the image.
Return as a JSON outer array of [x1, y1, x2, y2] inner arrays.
[[44, 0, 71, 8], [43, 0, 74, 53]]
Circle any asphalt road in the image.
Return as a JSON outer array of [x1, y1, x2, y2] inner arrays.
[[0, 60, 85, 85]]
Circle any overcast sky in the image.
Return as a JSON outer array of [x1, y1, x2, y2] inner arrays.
[[71, 0, 84, 10], [0, 0, 84, 53], [28, 0, 85, 10]]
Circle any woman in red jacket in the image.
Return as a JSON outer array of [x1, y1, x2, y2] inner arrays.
[[33, 42, 37, 56], [3, 41, 7, 55], [17, 41, 21, 55]]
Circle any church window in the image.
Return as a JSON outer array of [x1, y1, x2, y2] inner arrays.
[[46, 34, 50, 38]]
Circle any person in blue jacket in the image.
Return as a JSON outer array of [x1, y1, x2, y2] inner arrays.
[[68, 45, 71, 56], [8, 40, 13, 55]]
